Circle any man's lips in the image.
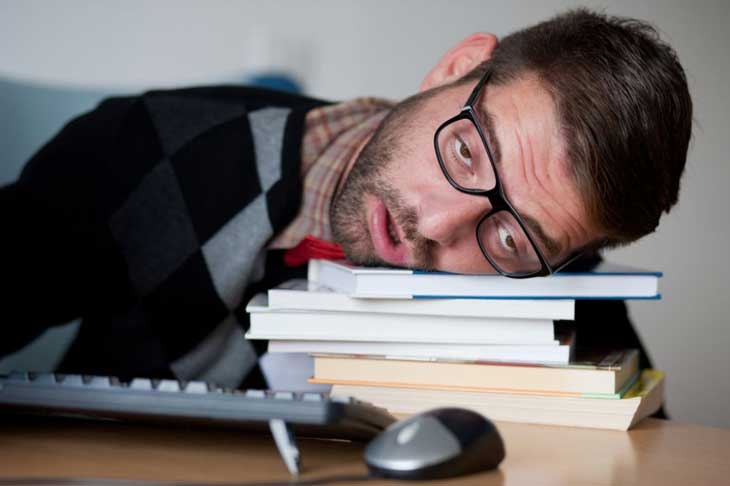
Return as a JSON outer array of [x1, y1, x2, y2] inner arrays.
[[369, 199, 409, 266]]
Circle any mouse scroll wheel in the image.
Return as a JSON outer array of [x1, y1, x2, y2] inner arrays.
[[396, 421, 421, 445]]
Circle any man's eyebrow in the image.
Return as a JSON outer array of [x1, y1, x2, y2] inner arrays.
[[521, 213, 562, 260]]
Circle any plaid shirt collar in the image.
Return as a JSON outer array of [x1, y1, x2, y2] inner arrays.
[[269, 97, 393, 249]]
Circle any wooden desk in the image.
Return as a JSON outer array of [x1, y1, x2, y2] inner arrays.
[[1, 418, 728, 485]]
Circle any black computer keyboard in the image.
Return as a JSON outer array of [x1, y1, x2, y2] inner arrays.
[[0, 371, 397, 475]]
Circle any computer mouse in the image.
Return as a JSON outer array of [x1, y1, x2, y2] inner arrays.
[[364, 407, 505, 480]]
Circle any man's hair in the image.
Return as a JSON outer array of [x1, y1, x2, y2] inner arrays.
[[461, 8, 692, 247]]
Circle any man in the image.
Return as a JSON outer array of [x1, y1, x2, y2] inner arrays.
[[2, 9, 691, 404]]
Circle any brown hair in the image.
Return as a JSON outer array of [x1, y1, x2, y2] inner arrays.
[[462, 8, 693, 246]]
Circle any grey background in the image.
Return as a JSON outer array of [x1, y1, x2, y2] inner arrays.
[[1, 0, 727, 427]]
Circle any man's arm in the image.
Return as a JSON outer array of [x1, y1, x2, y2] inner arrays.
[[1, 99, 134, 357]]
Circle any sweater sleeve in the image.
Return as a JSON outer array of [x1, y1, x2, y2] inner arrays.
[[1, 99, 134, 358]]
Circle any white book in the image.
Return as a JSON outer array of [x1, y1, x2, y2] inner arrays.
[[246, 294, 556, 344], [267, 331, 574, 364], [308, 259, 662, 300], [268, 279, 574, 320]]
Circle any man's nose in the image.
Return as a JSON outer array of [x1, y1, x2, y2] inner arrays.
[[417, 191, 491, 246]]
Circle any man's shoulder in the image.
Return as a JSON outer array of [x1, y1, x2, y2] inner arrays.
[[82, 86, 332, 160], [100, 85, 330, 114]]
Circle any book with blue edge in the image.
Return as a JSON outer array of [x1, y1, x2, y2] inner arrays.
[[307, 259, 662, 300]]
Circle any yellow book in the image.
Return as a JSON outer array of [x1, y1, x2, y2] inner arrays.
[[328, 370, 664, 431], [312, 349, 639, 395]]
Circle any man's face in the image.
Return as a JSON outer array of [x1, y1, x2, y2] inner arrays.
[[331, 74, 599, 273]]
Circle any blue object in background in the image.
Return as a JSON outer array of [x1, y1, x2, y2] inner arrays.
[[247, 72, 303, 94]]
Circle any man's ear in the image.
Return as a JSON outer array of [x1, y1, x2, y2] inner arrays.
[[420, 33, 498, 92]]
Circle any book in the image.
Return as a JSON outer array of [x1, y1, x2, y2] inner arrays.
[[267, 328, 575, 364], [317, 362, 635, 400], [308, 259, 662, 300], [245, 293, 556, 344], [310, 349, 639, 395], [268, 279, 575, 320], [329, 370, 664, 431]]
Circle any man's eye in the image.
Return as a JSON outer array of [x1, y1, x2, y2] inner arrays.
[[452, 136, 473, 168], [498, 226, 517, 253]]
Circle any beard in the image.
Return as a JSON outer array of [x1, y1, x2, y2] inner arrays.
[[330, 91, 437, 270]]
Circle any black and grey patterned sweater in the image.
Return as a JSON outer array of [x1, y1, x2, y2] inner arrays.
[[2, 87, 327, 388], [1, 86, 662, 412]]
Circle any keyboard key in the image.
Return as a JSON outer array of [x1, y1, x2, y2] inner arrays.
[[86, 376, 112, 388], [302, 393, 324, 402], [184, 381, 208, 394], [245, 389, 266, 398], [31, 374, 56, 385], [157, 380, 181, 392], [63, 375, 84, 387], [274, 392, 295, 400], [129, 378, 153, 390], [7, 371, 29, 383]]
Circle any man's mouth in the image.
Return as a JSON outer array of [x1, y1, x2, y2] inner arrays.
[[387, 216, 401, 245], [369, 198, 409, 266]]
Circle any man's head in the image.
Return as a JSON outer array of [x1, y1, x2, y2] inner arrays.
[[331, 8, 692, 274]]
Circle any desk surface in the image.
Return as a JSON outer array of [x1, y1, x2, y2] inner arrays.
[[1, 417, 729, 486]]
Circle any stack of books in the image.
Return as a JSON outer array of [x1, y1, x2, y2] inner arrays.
[[246, 259, 665, 430]]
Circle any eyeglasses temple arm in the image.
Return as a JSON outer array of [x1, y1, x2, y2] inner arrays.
[[464, 69, 492, 107]]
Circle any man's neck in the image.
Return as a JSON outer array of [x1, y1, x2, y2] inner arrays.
[[268, 98, 393, 250], [333, 130, 375, 200]]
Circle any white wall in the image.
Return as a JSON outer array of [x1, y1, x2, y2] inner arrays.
[[1, 0, 728, 427]]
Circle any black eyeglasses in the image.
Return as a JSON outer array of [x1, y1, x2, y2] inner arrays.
[[433, 69, 585, 278]]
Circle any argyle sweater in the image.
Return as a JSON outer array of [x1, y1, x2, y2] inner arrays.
[[2, 87, 327, 388]]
